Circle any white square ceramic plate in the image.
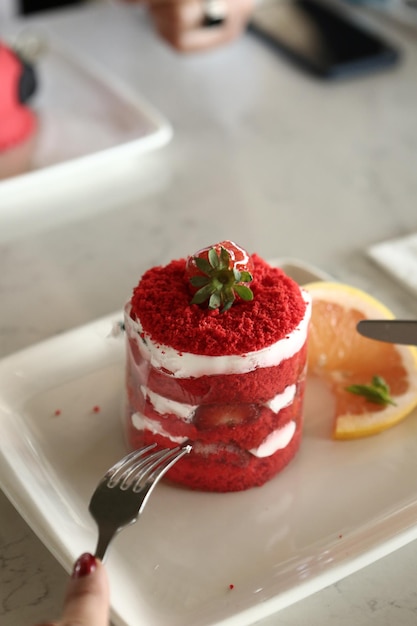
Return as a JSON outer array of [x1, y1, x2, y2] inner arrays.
[[1, 261, 417, 626]]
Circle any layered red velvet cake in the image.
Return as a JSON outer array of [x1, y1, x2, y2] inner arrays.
[[124, 241, 311, 492]]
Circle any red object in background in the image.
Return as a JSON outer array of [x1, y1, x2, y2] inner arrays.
[[0, 43, 37, 151]]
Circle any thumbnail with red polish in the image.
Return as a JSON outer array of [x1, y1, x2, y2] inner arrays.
[[72, 553, 97, 578]]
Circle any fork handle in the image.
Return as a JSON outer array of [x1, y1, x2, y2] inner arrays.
[[94, 525, 119, 562]]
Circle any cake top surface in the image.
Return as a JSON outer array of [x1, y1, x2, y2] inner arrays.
[[130, 251, 307, 357]]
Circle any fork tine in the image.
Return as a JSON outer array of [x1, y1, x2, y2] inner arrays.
[[115, 447, 172, 488], [114, 446, 190, 491], [129, 446, 192, 492], [105, 443, 157, 485]]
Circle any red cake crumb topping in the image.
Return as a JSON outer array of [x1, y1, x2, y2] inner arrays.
[[130, 254, 306, 356]]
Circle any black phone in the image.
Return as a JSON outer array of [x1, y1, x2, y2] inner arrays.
[[249, 0, 400, 79]]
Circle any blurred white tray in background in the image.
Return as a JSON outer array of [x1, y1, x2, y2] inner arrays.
[[0, 31, 172, 202]]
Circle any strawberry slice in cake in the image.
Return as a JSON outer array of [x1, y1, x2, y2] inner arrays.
[[124, 241, 311, 492]]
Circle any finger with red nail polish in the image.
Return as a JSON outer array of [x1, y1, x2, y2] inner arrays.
[[60, 553, 110, 626]]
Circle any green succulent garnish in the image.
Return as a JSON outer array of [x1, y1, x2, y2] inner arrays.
[[189, 246, 253, 313], [346, 375, 396, 406]]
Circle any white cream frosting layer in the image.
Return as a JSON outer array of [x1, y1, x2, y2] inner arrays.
[[140, 383, 296, 422], [124, 290, 311, 378], [132, 383, 298, 458], [249, 420, 296, 458], [265, 384, 296, 413], [132, 412, 188, 445], [141, 385, 196, 422], [131, 411, 296, 458]]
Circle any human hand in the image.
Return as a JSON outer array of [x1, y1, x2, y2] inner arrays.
[[126, 0, 255, 52], [34, 553, 110, 626]]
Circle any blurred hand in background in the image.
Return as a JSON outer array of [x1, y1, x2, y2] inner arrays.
[[125, 0, 255, 52]]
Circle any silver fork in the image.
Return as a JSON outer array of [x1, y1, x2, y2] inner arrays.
[[89, 443, 192, 560]]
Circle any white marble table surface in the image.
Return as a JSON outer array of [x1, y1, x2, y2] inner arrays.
[[1, 2, 417, 625]]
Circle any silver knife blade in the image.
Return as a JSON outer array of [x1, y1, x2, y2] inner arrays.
[[357, 320, 417, 346]]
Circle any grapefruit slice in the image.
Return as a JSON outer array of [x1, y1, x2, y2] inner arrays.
[[305, 281, 417, 439]]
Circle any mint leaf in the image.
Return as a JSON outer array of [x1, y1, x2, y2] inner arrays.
[[346, 375, 396, 406]]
